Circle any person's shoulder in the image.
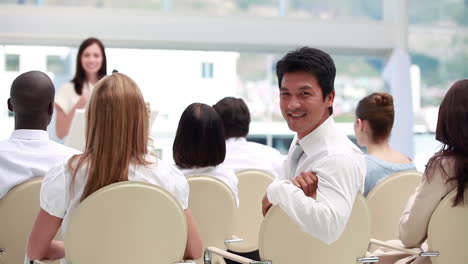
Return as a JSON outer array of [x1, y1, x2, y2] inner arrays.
[[57, 82, 77, 97], [245, 141, 281, 155], [47, 140, 81, 156]]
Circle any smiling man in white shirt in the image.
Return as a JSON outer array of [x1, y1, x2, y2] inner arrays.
[[262, 47, 366, 245], [0, 71, 79, 199]]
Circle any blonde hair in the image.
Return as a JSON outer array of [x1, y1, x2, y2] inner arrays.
[[69, 72, 152, 201]]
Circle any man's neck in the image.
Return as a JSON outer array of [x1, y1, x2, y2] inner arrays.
[[15, 117, 48, 131]]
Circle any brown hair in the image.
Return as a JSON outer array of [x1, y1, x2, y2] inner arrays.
[[213, 97, 250, 139], [69, 73, 152, 201], [173, 103, 226, 169], [426, 79, 468, 206], [355, 92, 394, 143]]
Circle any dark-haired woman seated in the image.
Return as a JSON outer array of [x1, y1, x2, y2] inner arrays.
[[354, 92, 416, 196], [173, 103, 239, 206], [374, 80, 468, 264]]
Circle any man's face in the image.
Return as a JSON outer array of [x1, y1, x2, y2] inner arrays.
[[279, 72, 334, 139]]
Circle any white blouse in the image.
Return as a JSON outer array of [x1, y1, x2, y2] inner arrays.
[[40, 155, 189, 239], [179, 165, 239, 207], [55, 82, 94, 115]]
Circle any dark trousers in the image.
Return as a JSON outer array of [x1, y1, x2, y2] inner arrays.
[[224, 249, 261, 264]]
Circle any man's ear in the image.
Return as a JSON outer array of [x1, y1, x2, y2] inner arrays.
[[7, 98, 13, 112], [48, 102, 54, 116], [325, 91, 335, 107]]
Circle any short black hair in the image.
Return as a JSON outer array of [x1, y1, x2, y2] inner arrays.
[[276, 46, 336, 114], [213, 97, 250, 139], [173, 103, 226, 168]]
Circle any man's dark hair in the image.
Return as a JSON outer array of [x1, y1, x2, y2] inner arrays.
[[213, 97, 250, 139], [8, 71, 55, 130], [276, 46, 336, 114], [173, 103, 226, 168]]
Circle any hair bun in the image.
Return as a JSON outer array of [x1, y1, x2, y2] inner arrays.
[[374, 93, 393, 107]]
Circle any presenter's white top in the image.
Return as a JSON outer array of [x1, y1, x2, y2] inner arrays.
[[267, 117, 366, 244], [0, 129, 79, 199], [55, 82, 94, 115], [180, 165, 239, 207], [40, 155, 189, 238], [224, 137, 284, 178]]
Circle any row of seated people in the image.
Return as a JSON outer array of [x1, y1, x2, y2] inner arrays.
[[0, 47, 467, 264]]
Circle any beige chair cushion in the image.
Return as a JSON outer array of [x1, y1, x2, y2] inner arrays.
[[427, 188, 468, 264], [0, 177, 42, 264], [229, 170, 274, 253], [258, 193, 370, 264], [366, 170, 422, 241], [187, 176, 237, 264], [64, 181, 187, 264]]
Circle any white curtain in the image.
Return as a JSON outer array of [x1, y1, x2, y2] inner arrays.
[[382, 48, 414, 159]]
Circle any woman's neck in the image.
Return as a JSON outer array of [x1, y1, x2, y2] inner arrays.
[[366, 141, 391, 156], [86, 74, 99, 85]]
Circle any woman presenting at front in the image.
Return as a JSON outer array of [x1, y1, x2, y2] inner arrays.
[[55, 37, 107, 139]]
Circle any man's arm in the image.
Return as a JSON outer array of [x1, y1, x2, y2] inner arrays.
[[266, 155, 362, 244]]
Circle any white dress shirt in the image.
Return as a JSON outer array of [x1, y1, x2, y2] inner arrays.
[[180, 165, 239, 207], [0, 129, 79, 199], [40, 155, 190, 240], [267, 117, 366, 244], [224, 137, 285, 178]]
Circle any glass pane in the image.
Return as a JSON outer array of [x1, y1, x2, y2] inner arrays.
[[170, 0, 279, 16], [287, 0, 382, 21], [5, 54, 20, 72], [409, 0, 468, 26]]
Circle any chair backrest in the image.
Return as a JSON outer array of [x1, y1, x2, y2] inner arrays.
[[64, 181, 187, 264], [258, 193, 370, 264], [229, 170, 274, 253], [427, 188, 468, 264], [187, 176, 237, 264], [64, 109, 158, 152], [0, 177, 42, 264], [366, 170, 422, 241]]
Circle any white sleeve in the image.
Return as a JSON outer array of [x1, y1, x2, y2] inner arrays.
[[167, 165, 190, 210], [55, 82, 75, 115], [40, 162, 68, 218], [267, 154, 362, 244]]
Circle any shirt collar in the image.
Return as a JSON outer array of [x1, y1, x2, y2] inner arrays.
[[226, 137, 247, 144], [10, 129, 49, 141], [297, 116, 335, 156]]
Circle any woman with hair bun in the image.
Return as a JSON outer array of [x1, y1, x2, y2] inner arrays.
[[354, 92, 416, 196]]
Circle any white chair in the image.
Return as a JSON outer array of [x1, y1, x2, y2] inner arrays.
[[0, 177, 43, 264], [370, 188, 467, 263], [35, 181, 190, 264], [187, 176, 238, 264], [366, 170, 422, 242], [205, 193, 378, 264], [65, 108, 158, 152], [228, 170, 274, 254]]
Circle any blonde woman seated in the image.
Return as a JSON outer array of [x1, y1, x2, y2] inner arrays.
[[354, 92, 416, 196], [374, 80, 468, 263], [173, 103, 239, 207], [27, 73, 203, 262]]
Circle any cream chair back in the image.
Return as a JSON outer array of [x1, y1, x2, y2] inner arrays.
[[64, 181, 187, 264], [427, 188, 468, 264], [258, 193, 370, 264], [228, 170, 274, 253], [187, 176, 237, 264], [366, 170, 422, 241], [0, 177, 42, 264]]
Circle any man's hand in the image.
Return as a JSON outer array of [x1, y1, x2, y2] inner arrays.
[[291, 171, 318, 199], [262, 194, 273, 216]]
